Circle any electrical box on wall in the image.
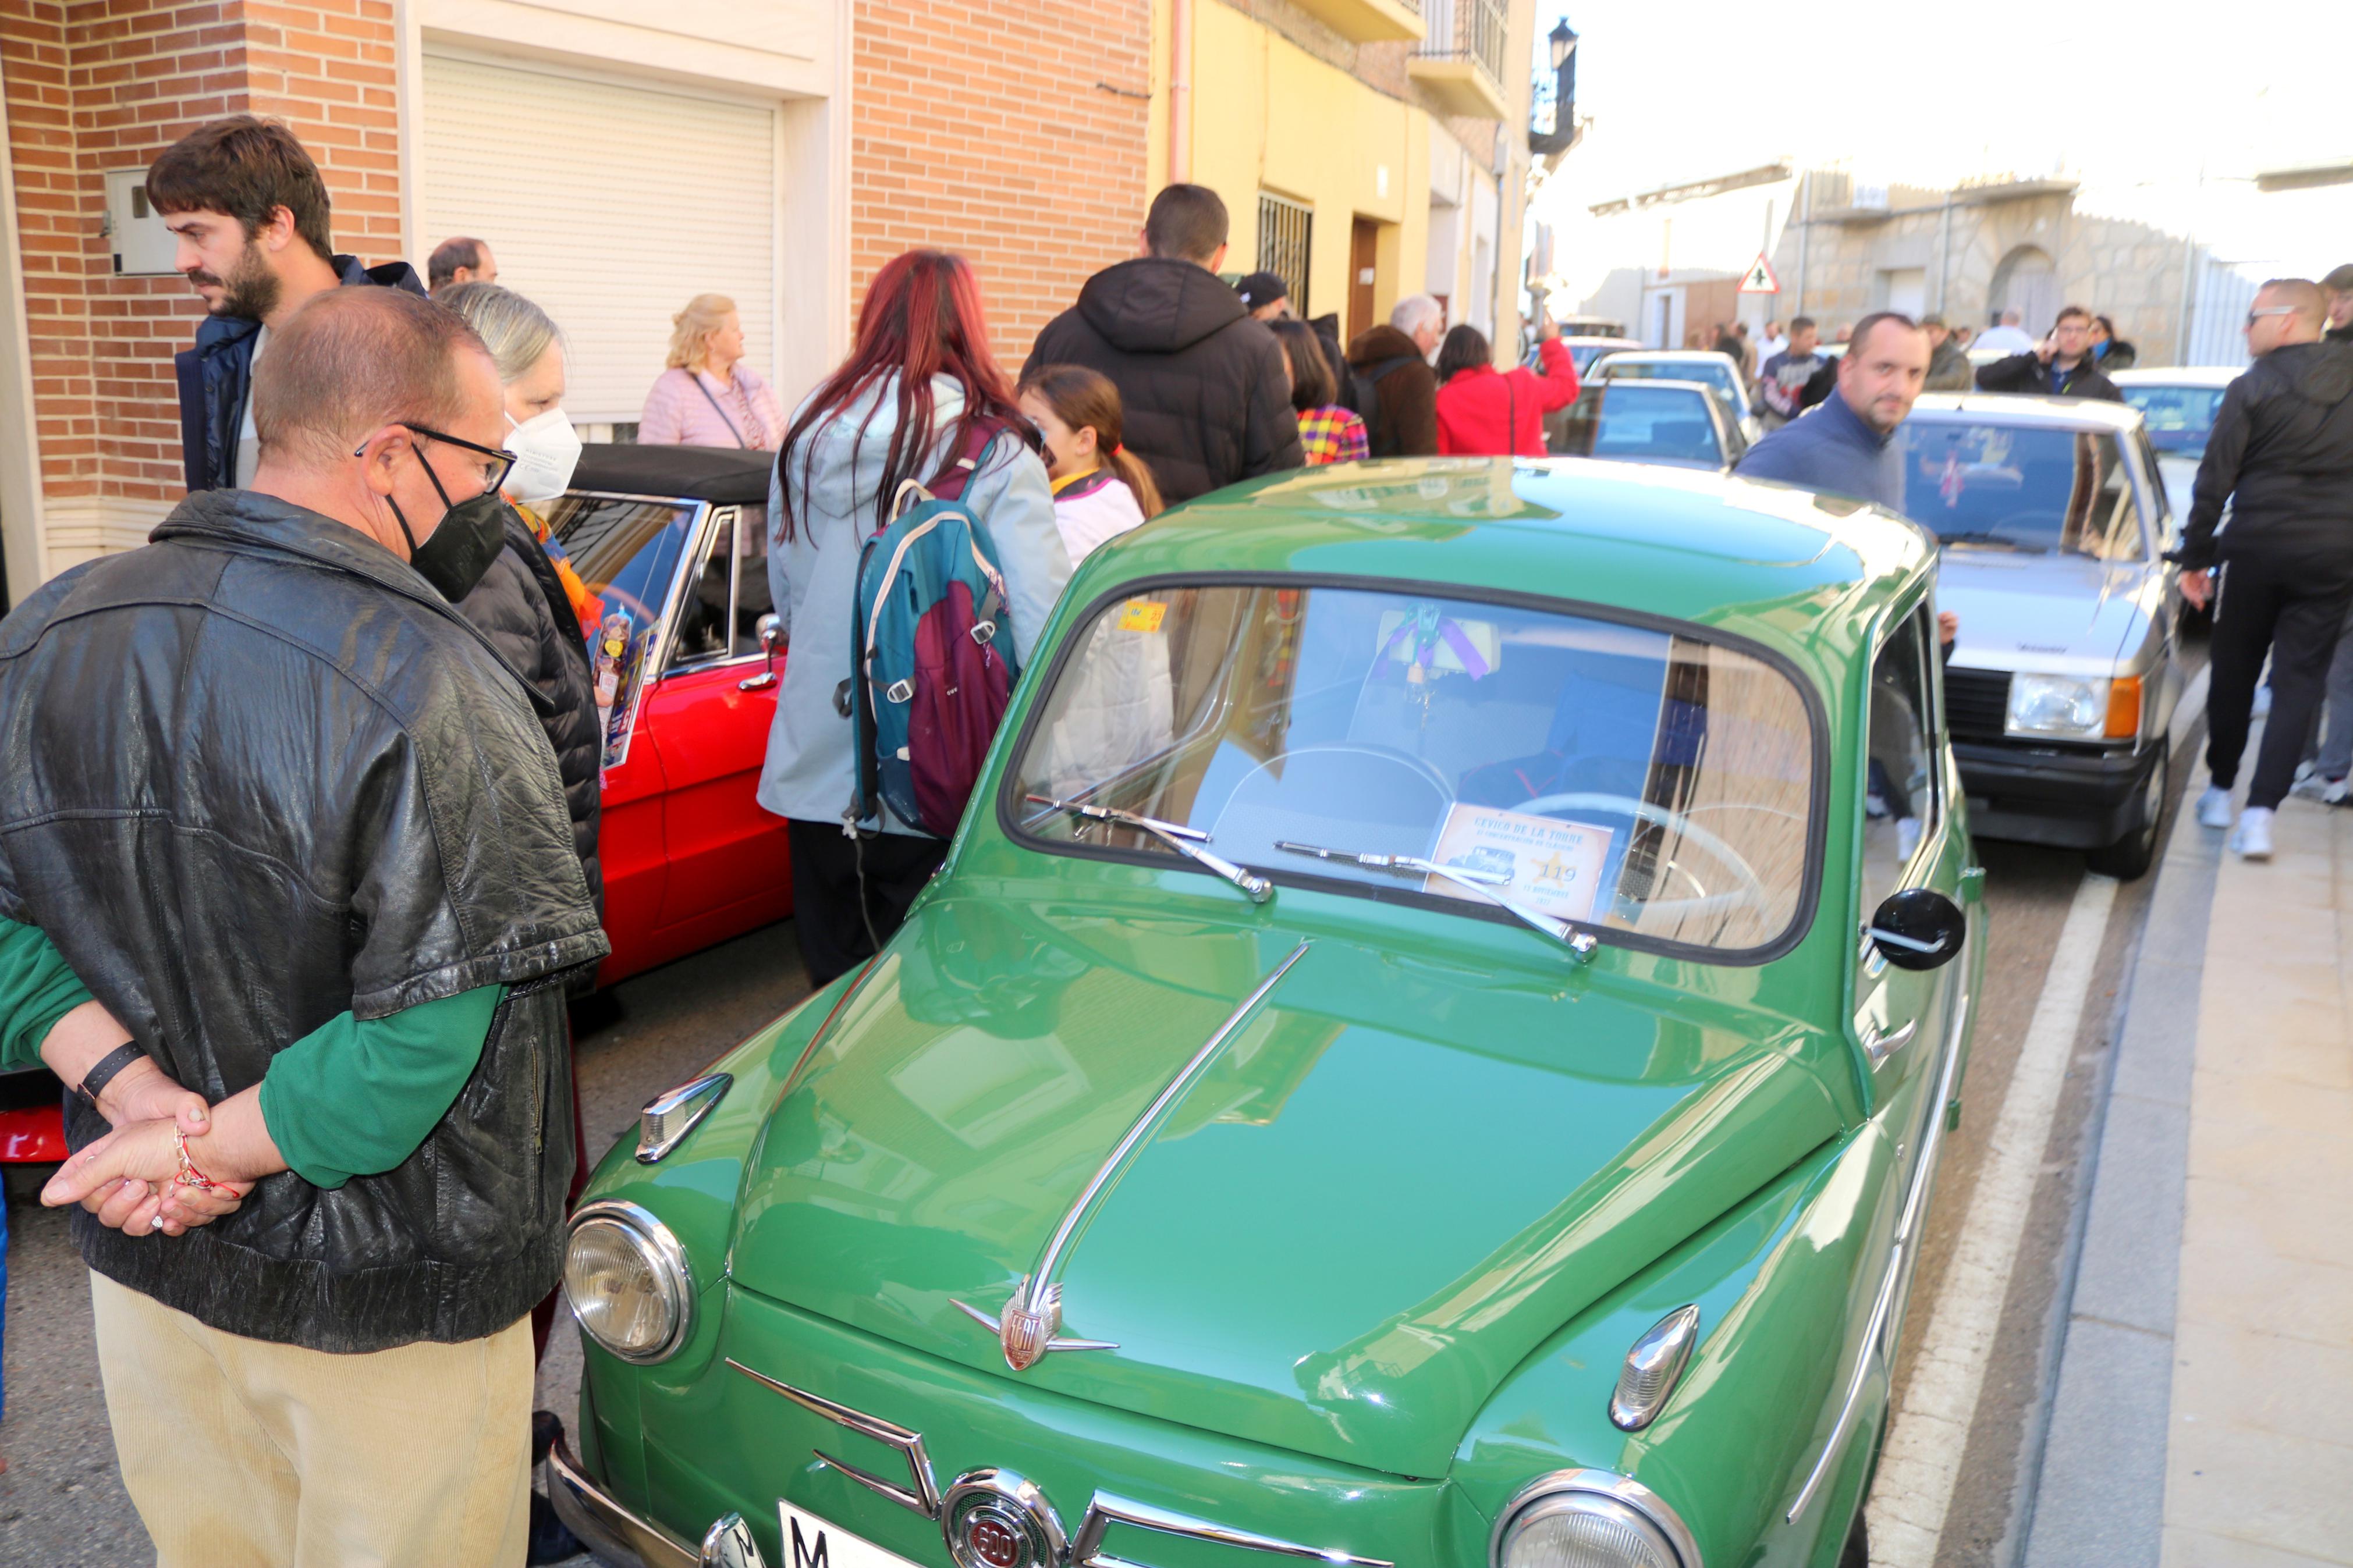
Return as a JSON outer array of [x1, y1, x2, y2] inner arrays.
[[103, 169, 180, 275]]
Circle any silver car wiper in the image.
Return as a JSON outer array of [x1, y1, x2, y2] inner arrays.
[[1025, 795, 1272, 904], [1275, 840, 1599, 959]]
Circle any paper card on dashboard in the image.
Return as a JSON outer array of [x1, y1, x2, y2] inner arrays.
[[1424, 803, 1612, 923]]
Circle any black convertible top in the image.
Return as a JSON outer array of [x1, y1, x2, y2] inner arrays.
[[569, 442, 774, 506]]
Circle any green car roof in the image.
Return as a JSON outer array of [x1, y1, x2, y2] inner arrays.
[[1057, 457, 1938, 685]]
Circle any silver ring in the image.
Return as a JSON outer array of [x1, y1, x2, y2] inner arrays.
[[149, 1214, 165, 1231]]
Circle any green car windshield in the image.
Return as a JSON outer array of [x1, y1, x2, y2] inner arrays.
[[1011, 584, 1818, 954]]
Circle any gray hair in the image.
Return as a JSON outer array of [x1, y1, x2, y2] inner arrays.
[[1392, 293, 1445, 339], [435, 282, 563, 386]]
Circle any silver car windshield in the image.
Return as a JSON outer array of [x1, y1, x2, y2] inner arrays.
[[2122, 385, 2227, 457], [1556, 385, 1726, 469], [1901, 422, 2144, 560], [1009, 584, 1818, 954], [1601, 357, 1740, 404]]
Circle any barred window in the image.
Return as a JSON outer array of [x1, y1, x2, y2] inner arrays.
[[1257, 192, 1312, 318]]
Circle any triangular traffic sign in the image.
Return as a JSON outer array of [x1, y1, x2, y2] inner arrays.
[[1738, 253, 1780, 294]]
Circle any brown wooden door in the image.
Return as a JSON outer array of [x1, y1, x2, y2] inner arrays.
[[1348, 218, 1379, 344]]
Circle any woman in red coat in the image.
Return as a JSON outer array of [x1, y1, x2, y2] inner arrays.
[[1433, 322, 1580, 456]]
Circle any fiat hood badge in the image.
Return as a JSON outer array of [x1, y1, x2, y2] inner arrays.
[[953, 1278, 1115, 1371]]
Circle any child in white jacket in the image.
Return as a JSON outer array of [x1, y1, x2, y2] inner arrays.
[[1016, 365, 1175, 796]]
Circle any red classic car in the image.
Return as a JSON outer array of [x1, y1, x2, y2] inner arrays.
[[0, 443, 796, 1167]]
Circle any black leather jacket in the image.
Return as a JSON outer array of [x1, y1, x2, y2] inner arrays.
[[2174, 341, 2353, 573], [0, 490, 606, 1352]]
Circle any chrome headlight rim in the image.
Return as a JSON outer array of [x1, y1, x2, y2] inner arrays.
[[1490, 1468, 1702, 1568], [566, 1199, 694, 1364], [2004, 671, 2112, 740]]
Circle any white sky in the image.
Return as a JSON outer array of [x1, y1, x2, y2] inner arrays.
[[1530, 0, 2348, 273]]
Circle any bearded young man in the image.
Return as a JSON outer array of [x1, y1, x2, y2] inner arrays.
[[148, 116, 426, 493]]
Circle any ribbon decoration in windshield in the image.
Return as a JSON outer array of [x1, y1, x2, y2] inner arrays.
[[1379, 602, 1494, 681]]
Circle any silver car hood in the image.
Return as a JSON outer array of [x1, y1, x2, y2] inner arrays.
[[1937, 547, 2157, 675]]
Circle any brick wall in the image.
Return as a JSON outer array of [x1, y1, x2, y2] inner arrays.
[[0, 0, 402, 539], [849, 0, 1152, 371]]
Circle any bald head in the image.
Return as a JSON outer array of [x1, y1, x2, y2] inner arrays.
[[2248, 279, 2327, 357], [254, 287, 494, 472]]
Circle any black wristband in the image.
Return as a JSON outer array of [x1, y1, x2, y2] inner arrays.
[[74, 1041, 147, 1115]]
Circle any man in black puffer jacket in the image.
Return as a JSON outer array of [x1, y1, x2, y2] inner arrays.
[[2173, 279, 2353, 858], [1025, 184, 1303, 504]]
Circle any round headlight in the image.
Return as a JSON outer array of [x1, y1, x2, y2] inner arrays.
[[565, 1201, 693, 1363], [1493, 1472, 1698, 1568]]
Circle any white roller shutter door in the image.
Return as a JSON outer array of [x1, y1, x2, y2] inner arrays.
[[419, 54, 777, 425]]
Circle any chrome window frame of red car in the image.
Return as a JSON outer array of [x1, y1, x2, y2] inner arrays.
[[550, 490, 740, 687]]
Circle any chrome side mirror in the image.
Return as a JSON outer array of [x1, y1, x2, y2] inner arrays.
[[739, 613, 783, 692], [1867, 887, 1967, 970]]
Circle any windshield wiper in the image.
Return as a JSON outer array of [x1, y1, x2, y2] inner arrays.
[[1275, 840, 1599, 960], [1024, 795, 1272, 904]]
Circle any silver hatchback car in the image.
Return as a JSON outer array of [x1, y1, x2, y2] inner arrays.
[[1903, 394, 2182, 878]]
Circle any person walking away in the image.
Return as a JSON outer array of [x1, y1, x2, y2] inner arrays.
[[2323, 264, 2353, 344], [148, 115, 427, 493], [9, 286, 605, 1566], [1921, 313, 1975, 391], [437, 280, 604, 1564], [2089, 314, 2138, 372], [2173, 280, 2353, 859], [428, 236, 498, 292], [1433, 321, 1580, 456], [1973, 308, 2037, 357], [1735, 311, 1931, 514], [766, 251, 1072, 985], [1017, 364, 1165, 561], [1348, 294, 1446, 457], [1975, 304, 2124, 401], [1024, 186, 1301, 504], [640, 294, 785, 451], [1268, 318, 1369, 464], [1756, 316, 1833, 431]]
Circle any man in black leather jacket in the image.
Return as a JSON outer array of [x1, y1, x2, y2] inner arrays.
[[2174, 279, 2353, 859], [1, 287, 604, 1563]]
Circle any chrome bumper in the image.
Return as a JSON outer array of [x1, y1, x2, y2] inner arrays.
[[547, 1434, 700, 1568]]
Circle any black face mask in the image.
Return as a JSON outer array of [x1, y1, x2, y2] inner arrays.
[[388, 450, 509, 602]]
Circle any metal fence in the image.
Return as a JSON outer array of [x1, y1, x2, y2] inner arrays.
[[1418, 0, 1506, 84], [1258, 191, 1313, 319]]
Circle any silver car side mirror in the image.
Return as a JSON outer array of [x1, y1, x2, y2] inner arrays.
[[739, 613, 783, 692]]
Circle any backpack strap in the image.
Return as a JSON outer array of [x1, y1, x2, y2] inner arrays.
[[926, 415, 1029, 502]]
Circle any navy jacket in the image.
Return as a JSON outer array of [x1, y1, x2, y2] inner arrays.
[[175, 255, 427, 493], [1733, 390, 1907, 515]]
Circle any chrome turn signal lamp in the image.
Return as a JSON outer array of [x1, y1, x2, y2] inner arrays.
[[638, 1072, 732, 1163], [1609, 1304, 1701, 1431], [1492, 1471, 1700, 1568]]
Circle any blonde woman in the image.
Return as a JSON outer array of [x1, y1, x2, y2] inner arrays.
[[638, 293, 784, 448]]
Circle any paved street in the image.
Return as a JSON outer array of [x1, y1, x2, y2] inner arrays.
[[0, 670, 2220, 1568]]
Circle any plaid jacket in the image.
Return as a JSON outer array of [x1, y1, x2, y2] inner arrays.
[[1297, 405, 1370, 465]]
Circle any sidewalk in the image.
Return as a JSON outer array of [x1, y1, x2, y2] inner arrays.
[[2026, 762, 2353, 1565]]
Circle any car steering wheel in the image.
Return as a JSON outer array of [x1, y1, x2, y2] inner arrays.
[[1515, 791, 1770, 919]]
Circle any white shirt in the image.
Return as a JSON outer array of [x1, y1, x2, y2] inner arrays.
[[1758, 334, 1788, 364], [1974, 325, 2036, 356]]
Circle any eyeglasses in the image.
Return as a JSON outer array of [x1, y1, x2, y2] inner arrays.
[[2246, 306, 2298, 328], [355, 422, 517, 494]]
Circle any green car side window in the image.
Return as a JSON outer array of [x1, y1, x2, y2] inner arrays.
[[1861, 606, 1939, 911], [1009, 582, 1820, 956]]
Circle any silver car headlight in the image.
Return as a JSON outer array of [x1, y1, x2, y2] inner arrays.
[[1492, 1470, 1700, 1568], [2006, 673, 2111, 739], [565, 1200, 693, 1363]]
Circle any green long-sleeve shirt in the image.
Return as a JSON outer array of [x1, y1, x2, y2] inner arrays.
[[0, 918, 501, 1189]]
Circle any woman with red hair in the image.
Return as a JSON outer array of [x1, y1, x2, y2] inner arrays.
[[758, 250, 1071, 983]]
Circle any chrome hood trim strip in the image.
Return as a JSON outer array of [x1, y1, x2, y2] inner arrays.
[[954, 938, 1314, 1368]]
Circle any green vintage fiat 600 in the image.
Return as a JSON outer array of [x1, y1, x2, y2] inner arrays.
[[549, 457, 1983, 1568]]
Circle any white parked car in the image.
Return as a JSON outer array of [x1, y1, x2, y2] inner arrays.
[[2109, 366, 2240, 518], [1903, 393, 2182, 878]]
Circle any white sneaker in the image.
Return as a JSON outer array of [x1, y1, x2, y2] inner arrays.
[[2233, 805, 2275, 861], [2197, 785, 2235, 829], [2291, 771, 2348, 803], [2295, 759, 2318, 783], [2329, 777, 2352, 806]]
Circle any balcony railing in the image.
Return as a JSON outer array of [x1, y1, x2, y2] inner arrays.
[[1409, 0, 1507, 118]]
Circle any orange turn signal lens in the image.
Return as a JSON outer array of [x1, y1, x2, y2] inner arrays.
[[2104, 674, 2143, 739]]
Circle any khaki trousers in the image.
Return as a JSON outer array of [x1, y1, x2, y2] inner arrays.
[[90, 1271, 533, 1568]]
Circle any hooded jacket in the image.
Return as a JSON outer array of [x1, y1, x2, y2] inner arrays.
[[1025, 257, 1304, 503], [175, 255, 427, 493], [457, 512, 602, 911], [1972, 349, 2125, 402], [761, 374, 1071, 834], [0, 489, 605, 1352], [2175, 340, 2353, 571], [1346, 324, 1441, 457]]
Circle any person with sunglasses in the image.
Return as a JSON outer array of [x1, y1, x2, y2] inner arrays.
[[2172, 279, 2353, 860], [0, 285, 604, 1565]]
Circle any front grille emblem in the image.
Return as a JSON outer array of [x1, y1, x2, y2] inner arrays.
[[944, 1470, 1066, 1568], [952, 1278, 1116, 1371]]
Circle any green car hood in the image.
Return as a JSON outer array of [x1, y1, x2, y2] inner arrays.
[[729, 897, 1843, 1478]]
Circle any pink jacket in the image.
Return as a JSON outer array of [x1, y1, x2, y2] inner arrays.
[[639, 365, 785, 450]]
